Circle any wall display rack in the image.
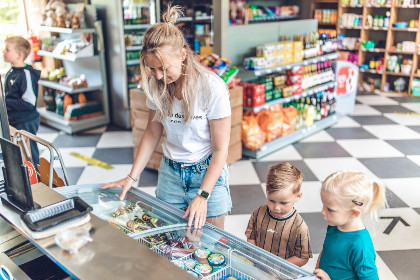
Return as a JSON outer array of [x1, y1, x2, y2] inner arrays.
[[37, 22, 110, 134], [337, 0, 420, 95]]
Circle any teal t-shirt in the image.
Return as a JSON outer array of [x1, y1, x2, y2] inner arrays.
[[319, 226, 379, 280]]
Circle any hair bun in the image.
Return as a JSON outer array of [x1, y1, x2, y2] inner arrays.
[[162, 5, 182, 24]]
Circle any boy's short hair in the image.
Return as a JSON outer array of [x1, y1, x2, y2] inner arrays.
[[266, 162, 303, 194], [5, 36, 31, 60]]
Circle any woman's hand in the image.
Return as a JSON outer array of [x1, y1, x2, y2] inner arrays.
[[183, 196, 208, 229], [313, 268, 331, 280], [101, 177, 134, 200]]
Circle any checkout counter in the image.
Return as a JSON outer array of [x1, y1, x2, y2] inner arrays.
[[0, 183, 317, 280]]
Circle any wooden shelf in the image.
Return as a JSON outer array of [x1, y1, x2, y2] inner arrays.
[[387, 50, 415, 54], [365, 4, 392, 8], [341, 4, 363, 8], [360, 69, 383, 74], [338, 47, 360, 51], [361, 48, 386, 52], [363, 26, 389, 30], [386, 72, 412, 77], [339, 25, 362, 29], [394, 4, 420, 8], [390, 27, 419, 32]]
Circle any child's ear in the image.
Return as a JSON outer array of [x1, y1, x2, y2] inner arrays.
[[351, 208, 361, 218], [295, 191, 303, 201]]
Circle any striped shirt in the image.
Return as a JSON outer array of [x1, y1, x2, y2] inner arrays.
[[245, 205, 312, 260]]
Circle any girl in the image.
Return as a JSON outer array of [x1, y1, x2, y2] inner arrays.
[[102, 5, 232, 230], [314, 170, 387, 280]]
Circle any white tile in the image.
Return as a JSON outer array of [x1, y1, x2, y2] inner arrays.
[[356, 96, 399, 106], [401, 103, 420, 114], [350, 104, 382, 116], [36, 132, 59, 144], [362, 125, 420, 140], [383, 178, 420, 208], [228, 160, 260, 185], [305, 157, 376, 182], [302, 253, 319, 274], [376, 254, 398, 280], [300, 130, 335, 143], [337, 139, 404, 158], [40, 147, 96, 168], [96, 131, 134, 148], [365, 208, 420, 251], [332, 116, 361, 128], [384, 113, 420, 126], [224, 214, 251, 240], [257, 145, 302, 161], [295, 182, 322, 213], [76, 164, 133, 185], [407, 155, 420, 166]]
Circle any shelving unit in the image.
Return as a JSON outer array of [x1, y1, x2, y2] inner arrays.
[[310, 0, 339, 30], [337, 0, 420, 96], [37, 22, 110, 134]]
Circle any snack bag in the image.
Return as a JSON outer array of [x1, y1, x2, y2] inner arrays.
[[241, 111, 265, 150], [256, 107, 283, 142], [281, 106, 298, 136]]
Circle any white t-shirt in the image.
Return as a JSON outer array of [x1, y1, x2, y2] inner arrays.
[[146, 73, 231, 163]]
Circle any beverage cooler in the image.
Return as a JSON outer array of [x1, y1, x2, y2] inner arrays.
[[56, 185, 317, 279], [91, 0, 157, 128]]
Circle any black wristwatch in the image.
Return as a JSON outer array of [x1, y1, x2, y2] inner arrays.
[[197, 189, 210, 200]]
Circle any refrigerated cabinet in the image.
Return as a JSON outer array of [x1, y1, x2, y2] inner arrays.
[[56, 184, 317, 280]]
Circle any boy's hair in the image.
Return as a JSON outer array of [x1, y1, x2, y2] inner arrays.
[[266, 162, 303, 194], [321, 170, 388, 221], [5, 36, 31, 60], [139, 5, 217, 123]]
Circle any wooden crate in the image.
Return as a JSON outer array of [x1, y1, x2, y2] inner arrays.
[[130, 86, 243, 170]]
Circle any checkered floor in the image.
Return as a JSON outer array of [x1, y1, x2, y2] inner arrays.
[[37, 90, 420, 279]]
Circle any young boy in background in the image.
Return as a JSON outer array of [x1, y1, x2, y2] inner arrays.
[[245, 162, 312, 267], [3, 36, 40, 167]]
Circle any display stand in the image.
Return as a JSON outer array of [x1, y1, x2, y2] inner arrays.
[[37, 21, 110, 134]]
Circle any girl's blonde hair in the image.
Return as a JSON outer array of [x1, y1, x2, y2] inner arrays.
[[321, 170, 387, 221], [139, 5, 214, 123]]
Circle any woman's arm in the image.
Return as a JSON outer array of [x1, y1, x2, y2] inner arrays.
[[286, 256, 309, 267], [183, 116, 231, 228], [102, 110, 163, 200]]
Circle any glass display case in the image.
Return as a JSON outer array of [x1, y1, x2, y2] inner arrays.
[[56, 184, 317, 280]]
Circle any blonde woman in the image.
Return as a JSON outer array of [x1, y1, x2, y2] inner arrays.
[[102, 5, 232, 230]]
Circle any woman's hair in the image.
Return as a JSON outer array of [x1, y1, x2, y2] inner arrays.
[[321, 170, 388, 221], [266, 162, 303, 194], [139, 5, 214, 123], [5, 36, 31, 60]]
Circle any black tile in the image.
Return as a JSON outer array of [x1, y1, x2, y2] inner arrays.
[[386, 140, 420, 155], [252, 160, 318, 183], [138, 168, 158, 187], [53, 134, 102, 148], [370, 105, 414, 114], [350, 115, 397, 125], [389, 96, 420, 103], [414, 208, 420, 215], [293, 142, 351, 158], [229, 184, 266, 215], [408, 126, 420, 134], [377, 250, 420, 280], [386, 188, 409, 208], [357, 90, 376, 96], [92, 148, 134, 165], [325, 127, 376, 139], [55, 167, 84, 186], [359, 157, 420, 178], [38, 124, 60, 133], [299, 212, 328, 254]]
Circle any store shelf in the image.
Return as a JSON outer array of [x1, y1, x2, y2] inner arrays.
[[177, 16, 193, 22], [390, 27, 419, 32], [387, 50, 415, 54], [394, 4, 420, 8], [247, 15, 299, 23], [126, 59, 140, 65], [243, 114, 338, 159], [363, 26, 389, 30], [361, 48, 386, 53], [365, 4, 392, 7], [37, 50, 98, 62], [38, 26, 96, 33], [244, 53, 339, 77], [317, 22, 337, 27], [38, 107, 108, 134], [124, 24, 150, 30], [243, 81, 336, 112], [341, 4, 363, 8], [385, 71, 411, 77], [39, 80, 103, 94], [339, 25, 363, 29], [195, 15, 214, 21], [126, 45, 143, 51], [359, 69, 383, 74], [338, 47, 360, 51]]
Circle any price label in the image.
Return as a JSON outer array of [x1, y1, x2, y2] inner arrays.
[[286, 65, 291, 70], [284, 98, 291, 102], [266, 69, 272, 74]]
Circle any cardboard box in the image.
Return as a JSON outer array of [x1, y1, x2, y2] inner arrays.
[[129, 88, 149, 112]]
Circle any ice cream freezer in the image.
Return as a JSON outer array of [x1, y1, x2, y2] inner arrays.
[[54, 184, 317, 280]]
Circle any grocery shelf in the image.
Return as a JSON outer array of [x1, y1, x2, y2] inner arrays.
[[341, 4, 363, 7], [39, 80, 103, 94], [365, 4, 392, 7], [37, 50, 98, 62], [38, 107, 109, 134], [38, 26, 96, 33], [195, 15, 214, 21], [126, 59, 140, 65], [243, 81, 336, 112], [394, 4, 420, 8], [124, 24, 150, 30], [363, 26, 389, 30], [177, 17, 193, 22], [390, 27, 418, 32], [385, 71, 411, 77], [126, 45, 143, 51], [242, 114, 338, 159], [361, 48, 386, 52], [387, 50, 415, 54], [359, 69, 383, 74], [338, 47, 359, 51], [339, 26, 363, 29], [247, 15, 298, 23]]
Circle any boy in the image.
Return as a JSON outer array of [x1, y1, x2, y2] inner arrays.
[[245, 162, 312, 267], [3, 36, 41, 167]]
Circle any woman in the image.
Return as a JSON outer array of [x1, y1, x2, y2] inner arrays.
[[102, 5, 232, 230]]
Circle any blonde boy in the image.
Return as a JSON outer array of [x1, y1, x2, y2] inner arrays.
[[245, 162, 312, 267]]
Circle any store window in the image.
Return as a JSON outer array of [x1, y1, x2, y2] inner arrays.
[[0, 0, 27, 76]]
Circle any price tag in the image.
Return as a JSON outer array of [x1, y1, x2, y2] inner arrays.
[[304, 61, 308, 65], [321, 57, 325, 62], [284, 98, 291, 102], [266, 69, 272, 74], [286, 65, 291, 70]]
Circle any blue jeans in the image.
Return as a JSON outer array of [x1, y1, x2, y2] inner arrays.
[[156, 154, 232, 217]]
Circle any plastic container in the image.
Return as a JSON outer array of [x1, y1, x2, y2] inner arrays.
[[393, 22, 408, 28], [55, 227, 92, 254]]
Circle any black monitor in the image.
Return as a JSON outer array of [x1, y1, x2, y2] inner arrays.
[[0, 75, 11, 140], [0, 137, 36, 212]]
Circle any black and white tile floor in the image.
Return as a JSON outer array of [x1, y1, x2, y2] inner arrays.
[[38, 90, 420, 279]]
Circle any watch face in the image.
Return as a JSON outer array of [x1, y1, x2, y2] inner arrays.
[[199, 190, 209, 199]]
